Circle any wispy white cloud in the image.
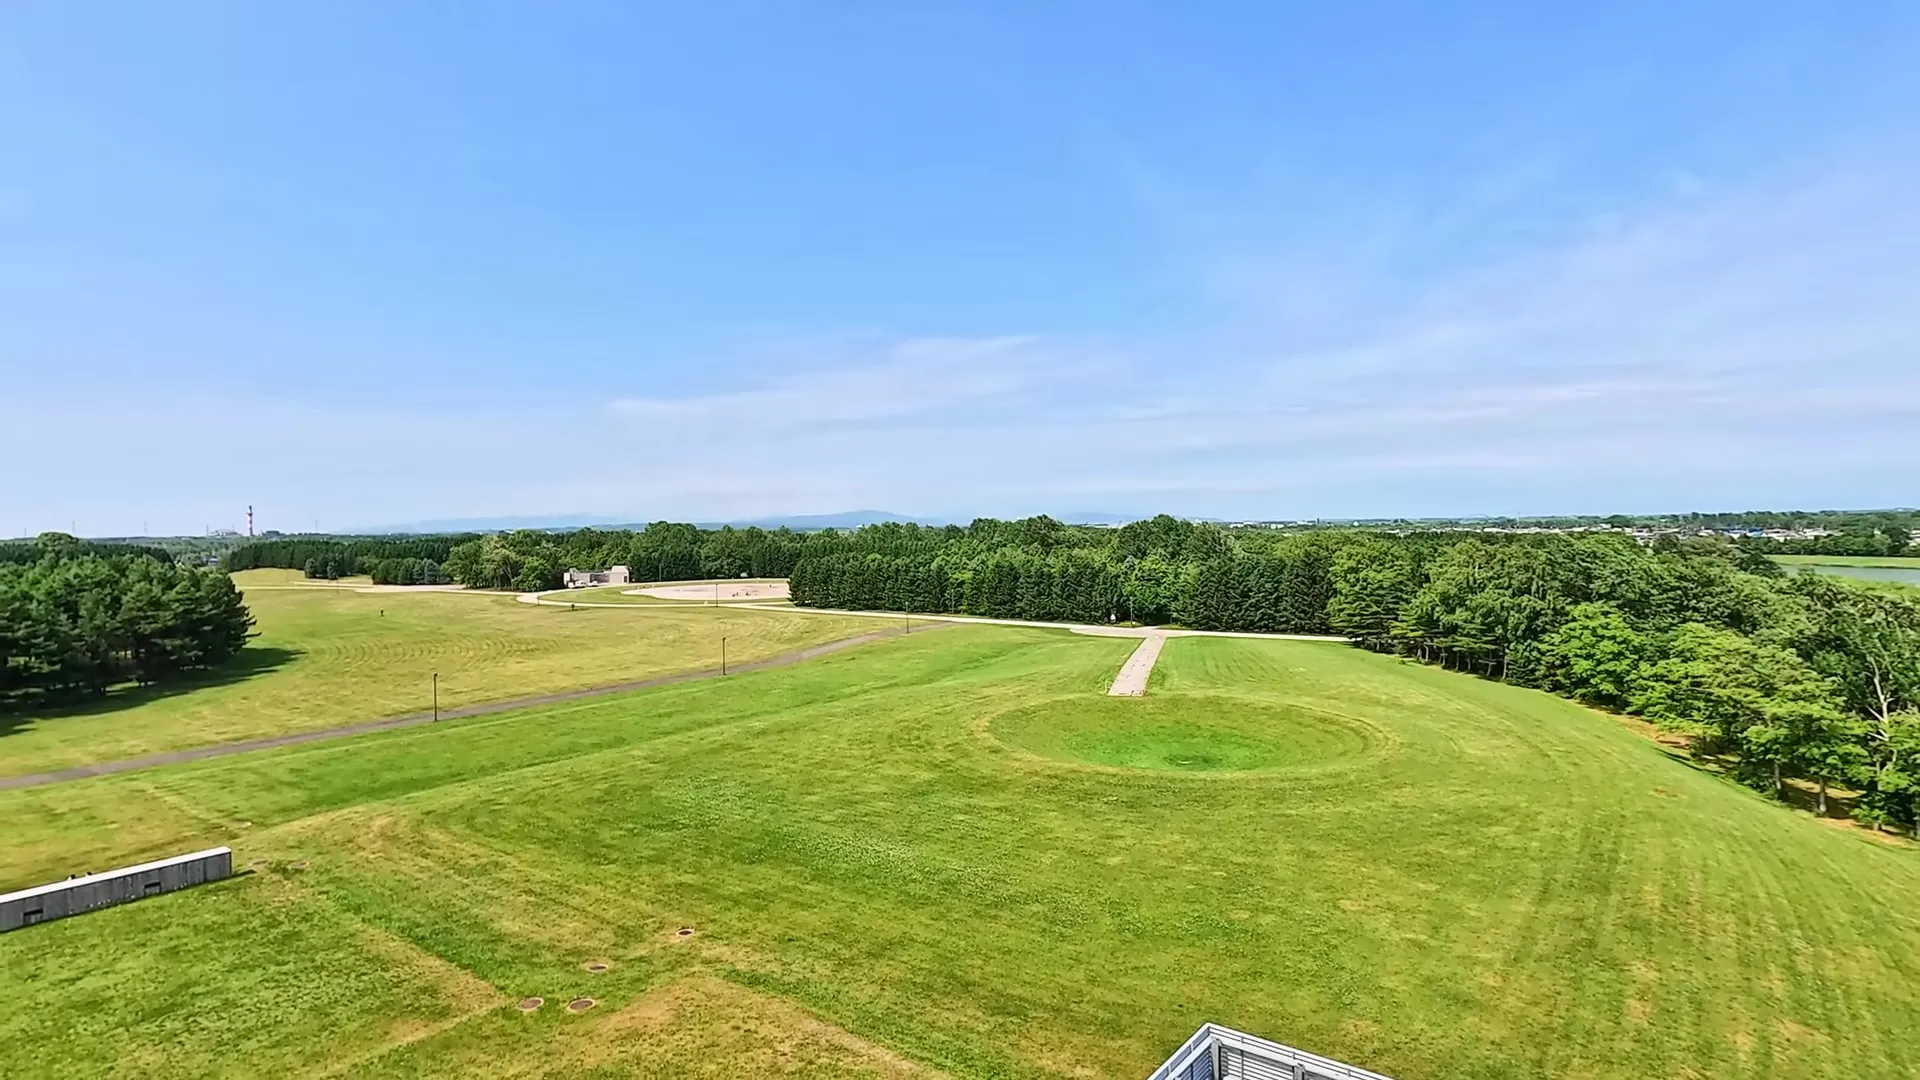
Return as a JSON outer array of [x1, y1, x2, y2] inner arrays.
[[9, 151, 1919, 532], [605, 335, 1076, 428]]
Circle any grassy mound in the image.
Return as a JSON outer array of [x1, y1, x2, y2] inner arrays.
[[991, 694, 1374, 773]]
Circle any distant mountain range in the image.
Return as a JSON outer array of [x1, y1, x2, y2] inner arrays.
[[352, 509, 1150, 535], [352, 514, 642, 535]]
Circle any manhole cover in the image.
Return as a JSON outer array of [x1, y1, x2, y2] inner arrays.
[[675, 927, 695, 938]]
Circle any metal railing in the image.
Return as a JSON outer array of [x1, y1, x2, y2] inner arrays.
[[1149, 1023, 1395, 1080]]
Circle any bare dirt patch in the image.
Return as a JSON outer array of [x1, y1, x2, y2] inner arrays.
[[630, 581, 790, 602], [583, 962, 611, 973], [517, 997, 544, 1012], [566, 998, 598, 1013], [571, 973, 944, 1077]]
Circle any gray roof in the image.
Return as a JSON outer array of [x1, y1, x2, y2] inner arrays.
[[0, 847, 233, 905]]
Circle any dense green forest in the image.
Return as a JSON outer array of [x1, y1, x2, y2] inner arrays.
[[0, 534, 254, 709], [220, 525, 813, 591], [367, 557, 451, 586], [1, 538, 173, 566], [438, 523, 822, 590], [221, 535, 477, 575], [788, 516, 1920, 834], [210, 508, 1920, 591]]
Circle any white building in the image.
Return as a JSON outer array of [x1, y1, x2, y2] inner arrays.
[[562, 565, 630, 588]]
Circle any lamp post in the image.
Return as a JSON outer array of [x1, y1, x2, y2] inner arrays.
[[432, 672, 439, 722], [721, 636, 727, 676]]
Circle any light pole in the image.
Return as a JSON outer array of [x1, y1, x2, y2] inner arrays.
[[432, 672, 439, 722], [721, 636, 728, 676]]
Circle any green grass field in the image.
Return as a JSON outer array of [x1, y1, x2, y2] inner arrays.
[[0, 570, 888, 779], [1769, 554, 1920, 568], [1769, 555, 1920, 590], [5, 622, 1919, 1079]]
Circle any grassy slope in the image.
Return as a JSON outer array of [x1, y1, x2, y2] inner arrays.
[[1769, 554, 1920, 568], [0, 570, 887, 778], [3, 628, 1919, 1078]]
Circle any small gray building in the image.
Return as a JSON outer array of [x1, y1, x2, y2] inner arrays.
[[562, 564, 630, 588], [1, 847, 233, 932]]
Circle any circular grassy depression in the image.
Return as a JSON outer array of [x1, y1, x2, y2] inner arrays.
[[990, 694, 1374, 774]]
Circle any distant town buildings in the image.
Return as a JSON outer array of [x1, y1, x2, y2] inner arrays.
[[1228, 521, 1841, 545]]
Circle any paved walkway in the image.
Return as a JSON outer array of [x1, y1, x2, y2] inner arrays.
[[0, 625, 924, 793], [1106, 632, 1168, 696]]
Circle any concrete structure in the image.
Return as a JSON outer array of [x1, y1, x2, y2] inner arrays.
[[562, 564, 630, 588], [1149, 1024, 1394, 1080], [1, 847, 232, 932]]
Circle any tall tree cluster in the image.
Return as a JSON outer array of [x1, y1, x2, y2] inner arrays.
[[0, 534, 254, 709], [789, 516, 1341, 630], [368, 558, 450, 586]]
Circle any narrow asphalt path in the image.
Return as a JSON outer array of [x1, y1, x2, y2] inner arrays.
[[0, 624, 927, 793]]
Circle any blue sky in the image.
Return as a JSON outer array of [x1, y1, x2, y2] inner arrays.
[[4, 2, 1918, 535]]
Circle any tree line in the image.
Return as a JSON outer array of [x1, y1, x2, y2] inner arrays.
[[222, 525, 836, 592], [222, 536, 477, 576], [1, 534, 254, 710], [438, 524, 851, 592], [2, 538, 173, 566], [789, 516, 1920, 835], [368, 558, 450, 586]]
